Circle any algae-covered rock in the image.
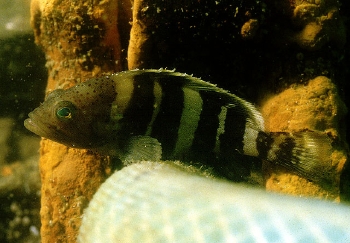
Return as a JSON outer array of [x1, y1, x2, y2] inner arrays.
[[30, 0, 124, 242], [261, 76, 347, 200], [271, 0, 346, 50]]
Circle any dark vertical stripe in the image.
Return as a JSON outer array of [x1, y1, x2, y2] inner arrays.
[[121, 74, 155, 136], [190, 91, 223, 156], [256, 131, 274, 160], [275, 135, 296, 164], [219, 105, 249, 155], [151, 75, 185, 158], [260, 132, 295, 164]]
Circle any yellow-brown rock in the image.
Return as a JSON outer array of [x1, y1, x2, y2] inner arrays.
[[261, 76, 348, 200], [241, 19, 259, 40], [284, 0, 346, 50], [30, 0, 130, 242]]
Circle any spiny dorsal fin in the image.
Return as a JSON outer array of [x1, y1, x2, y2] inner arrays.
[[125, 69, 265, 132], [183, 76, 265, 132]]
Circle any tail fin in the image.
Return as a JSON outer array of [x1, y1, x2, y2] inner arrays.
[[258, 130, 333, 182]]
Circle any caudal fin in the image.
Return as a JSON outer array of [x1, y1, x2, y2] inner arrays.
[[259, 130, 333, 182]]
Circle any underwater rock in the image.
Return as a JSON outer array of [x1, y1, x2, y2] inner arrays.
[[30, 0, 126, 242], [284, 0, 346, 50], [241, 19, 259, 39], [261, 76, 348, 199], [30, 0, 123, 89]]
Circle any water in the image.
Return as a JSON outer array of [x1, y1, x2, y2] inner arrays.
[[0, 2, 46, 240]]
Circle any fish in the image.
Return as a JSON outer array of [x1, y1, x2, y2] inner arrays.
[[78, 161, 350, 243], [24, 69, 332, 182]]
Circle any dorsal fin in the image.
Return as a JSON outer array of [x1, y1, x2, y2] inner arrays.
[[126, 69, 265, 132]]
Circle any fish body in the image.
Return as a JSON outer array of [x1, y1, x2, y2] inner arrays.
[[24, 69, 332, 181]]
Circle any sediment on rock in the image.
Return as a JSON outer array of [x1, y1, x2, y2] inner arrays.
[[30, 0, 130, 242]]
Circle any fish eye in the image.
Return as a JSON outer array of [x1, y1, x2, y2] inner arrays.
[[57, 107, 72, 119], [55, 102, 76, 120]]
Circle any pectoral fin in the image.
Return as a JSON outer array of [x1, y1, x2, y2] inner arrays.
[[122, 136, 162, 164]]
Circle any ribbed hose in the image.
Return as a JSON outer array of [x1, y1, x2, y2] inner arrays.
[[78, 162, 350, 243]]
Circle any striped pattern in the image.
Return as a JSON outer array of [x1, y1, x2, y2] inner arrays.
[[150, 75, 184, 157], [107, 70, 331, 182], [24, 69, 333, 183], [111, 71, 262, 167], [172, 88, 202, 157], [122, 74, 155, 135]]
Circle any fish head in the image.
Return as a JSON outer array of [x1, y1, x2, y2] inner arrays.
[[24, 78, 116, 148]]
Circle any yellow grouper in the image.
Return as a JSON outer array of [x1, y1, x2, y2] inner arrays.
[[24, 69, 332, 182]]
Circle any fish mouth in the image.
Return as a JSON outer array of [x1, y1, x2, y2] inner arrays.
[[24, 111, 61, 141], [24, 112, 48, 137], [24, 111, 90, 148], [24, 112, 69, 144]]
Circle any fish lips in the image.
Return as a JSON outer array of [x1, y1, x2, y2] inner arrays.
[[24, 111, 52, 138], [24, 112, 73, 146]]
